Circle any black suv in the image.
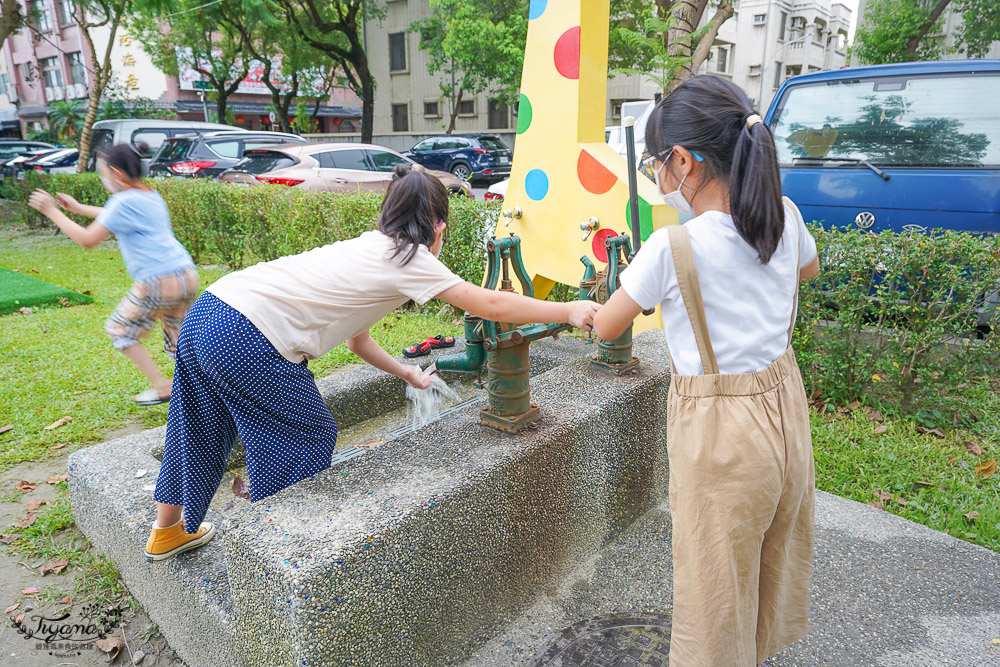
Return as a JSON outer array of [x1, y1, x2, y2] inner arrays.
[[149, 131, 306, 179]]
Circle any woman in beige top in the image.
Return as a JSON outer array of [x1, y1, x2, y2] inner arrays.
[[144, 165, 602, 563]]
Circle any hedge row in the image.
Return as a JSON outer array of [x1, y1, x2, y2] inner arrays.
[[5, 172, 498, 286], [7, 172, 999, 415]]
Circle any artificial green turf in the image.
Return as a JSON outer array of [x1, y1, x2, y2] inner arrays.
[[0, 266, 93, 315]]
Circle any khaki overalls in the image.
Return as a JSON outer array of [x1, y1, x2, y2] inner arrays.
[[665, 223, 814, 666]]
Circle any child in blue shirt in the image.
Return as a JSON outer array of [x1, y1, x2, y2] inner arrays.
[[28, 143, 197, 407]]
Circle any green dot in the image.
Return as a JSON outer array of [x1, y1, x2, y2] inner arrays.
[[625, 197, 653, 242], [516, 94, 533, 134]]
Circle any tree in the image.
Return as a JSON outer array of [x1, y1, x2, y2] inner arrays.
[[131, 0, 250, 124], [0, 0, 25, 46], [853, 0, 1000, 64], [74, 0, 131, 173], [272, 0, 382, 143], [48, 99, 86, 140], [411, 0, 527, 134]]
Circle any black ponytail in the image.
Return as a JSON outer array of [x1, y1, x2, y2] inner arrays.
[[645, 75, 784, 264], [378, 164, 449, 264]]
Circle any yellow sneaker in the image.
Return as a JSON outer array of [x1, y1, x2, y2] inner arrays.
[[144, 519, 215, 563]]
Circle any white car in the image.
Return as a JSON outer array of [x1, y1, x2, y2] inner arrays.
[[484, 101, 656, 202]]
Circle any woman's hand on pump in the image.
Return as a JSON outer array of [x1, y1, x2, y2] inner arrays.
[[565, 300, 601, 332]]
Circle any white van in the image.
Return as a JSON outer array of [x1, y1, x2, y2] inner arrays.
[[89, 119, 246, 174]]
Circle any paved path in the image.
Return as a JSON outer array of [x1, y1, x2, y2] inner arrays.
[[469, 491, 1000, 666]]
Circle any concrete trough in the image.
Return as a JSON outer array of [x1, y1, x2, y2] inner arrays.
[[69, 332, 671, 666]]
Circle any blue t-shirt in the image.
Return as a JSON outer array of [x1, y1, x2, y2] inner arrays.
[[95, 189, 193, 283]]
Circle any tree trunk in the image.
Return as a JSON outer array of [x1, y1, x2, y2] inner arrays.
[[446, 87, 464, 135], [666, 0, 698, 92], [215, 92, 228, 124], [77, 84, 104, 172], [359, 66, 374, 143], [0, 0, 23, 46], [905, 0, 952, 57], [689, 2, 735, 76], [76, 4, 125, 173]]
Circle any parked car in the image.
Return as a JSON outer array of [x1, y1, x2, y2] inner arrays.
[[89, 119, 246, 174], [219, 143, 474, 197], [766, 59, 1000, 235], [149, 130, 306, 179], [6, 148, 64, 180], [403, 134, 512, 183], [24, 148, 78, 175], [484, 178, 507, 202], [0, 139, 55, 163]]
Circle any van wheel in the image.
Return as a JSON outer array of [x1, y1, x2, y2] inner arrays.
[[451, 163, 472, 180]]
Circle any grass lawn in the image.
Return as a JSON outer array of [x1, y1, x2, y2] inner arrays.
[[0, 222, 461, 471]]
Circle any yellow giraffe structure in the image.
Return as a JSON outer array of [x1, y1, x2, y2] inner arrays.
[[498, 0, 678, 332]]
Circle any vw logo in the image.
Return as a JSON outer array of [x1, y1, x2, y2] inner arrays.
[[854, 211, 876, 229], [902, 224, 927, 233]]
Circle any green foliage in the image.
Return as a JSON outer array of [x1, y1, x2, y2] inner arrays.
[[27, 129, 56, 143], [610, 12, 705, 91], [8, 173, 499, 287], [47, 100, 86, 142], [794, 224, 1000, 413], [852, 0, 1000, 64]]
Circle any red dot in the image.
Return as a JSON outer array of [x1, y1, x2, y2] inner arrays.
[[577, 150, 617, 195], [592, 229, 618, 264], [554, 27, 581, 79]]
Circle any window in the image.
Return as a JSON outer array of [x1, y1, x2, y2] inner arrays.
[[487, 99, 508, 129], [458, 99, 474, 115], [91, 129, 114, 153], [716, 47, 728, 74], [20, 63, 32, 83], [367, 150, 410, 172], [749, 65, 761, 77], [39, 57, 63, 88], [33, 1, 54, 32], [478, 136, 508, 150], [753, 14, 765, 25], [389, 33, 407, 72], [0, 73, 9, 97], [231, 151, 297, 174], [131, 130, 169, 157], [774, 62, 784, 89], [245, 140, 290, 151], [67, 52, 86, 85], [411, 138, 435, 152], [391, 103, 409, 132], [790, 16, 805, 30], [837, 32, 847, 52], [779, 11, 787, 40], [316, 149, 370, 170], [423, 101, 440, 117], [208, 140, 240, 159], [771, 73, 1000, 167], [58, 0, 75, 26]]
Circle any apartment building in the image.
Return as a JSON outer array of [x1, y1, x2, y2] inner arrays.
[[1, 1, 361, 137]]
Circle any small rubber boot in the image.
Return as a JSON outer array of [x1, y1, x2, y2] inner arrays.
[[144, 519, 215, 563]]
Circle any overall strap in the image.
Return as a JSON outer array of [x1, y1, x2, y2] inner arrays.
[[783, 196, 803, 347], [668, 225, 719, 375]]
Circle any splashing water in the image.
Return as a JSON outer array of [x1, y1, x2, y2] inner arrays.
[[405, 362, 461, 428]]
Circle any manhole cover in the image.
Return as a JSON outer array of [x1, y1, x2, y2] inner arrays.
[[528, 612, 673, 666]]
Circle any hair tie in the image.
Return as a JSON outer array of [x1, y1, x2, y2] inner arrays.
[[744, 113, 763, 130]]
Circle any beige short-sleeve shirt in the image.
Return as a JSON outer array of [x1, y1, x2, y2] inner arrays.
[[207, 231, 464, 363]]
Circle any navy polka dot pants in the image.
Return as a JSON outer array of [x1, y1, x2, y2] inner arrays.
[[155, 292, 338, 533]]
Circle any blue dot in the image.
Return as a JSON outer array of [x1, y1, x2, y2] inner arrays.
[[528, 0, 547, 20], [525, 169, 549, 200]]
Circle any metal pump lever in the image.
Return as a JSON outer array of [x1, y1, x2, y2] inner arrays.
[[501, 207, 523, 227]]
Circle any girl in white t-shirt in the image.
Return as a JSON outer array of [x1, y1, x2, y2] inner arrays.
[[595, 75, 820, 666], [144, 165, 601, 563]]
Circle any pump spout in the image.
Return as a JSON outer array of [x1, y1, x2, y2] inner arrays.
[[434, 313, 486, 373], [579, 256, 596, 300]]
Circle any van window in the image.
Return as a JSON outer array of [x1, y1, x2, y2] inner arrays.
[[316, 149, 369, 170], [91, 129, 114, 153], [207, 140, 241, 159], [132, 130, 170, 157], [771, 73, 1000, 168]]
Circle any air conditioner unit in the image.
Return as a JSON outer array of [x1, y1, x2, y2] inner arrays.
[[790, 16, 806, 30], [753, 14, 766, 25], [71, 83, 88, 98], [45, 85, 64, 100]]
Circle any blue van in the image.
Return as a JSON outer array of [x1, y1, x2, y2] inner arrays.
[[765, 60, 1000, 234]]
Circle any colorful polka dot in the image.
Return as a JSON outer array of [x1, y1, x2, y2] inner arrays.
[[525, 169, 549, 200], [625, 197, 654, 242], [577, 150, 617, 194], [554, 27, 581, 79], [516, 94, 533, 135], [528, 0, 547, 20], [592, 229, 618, 264]]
